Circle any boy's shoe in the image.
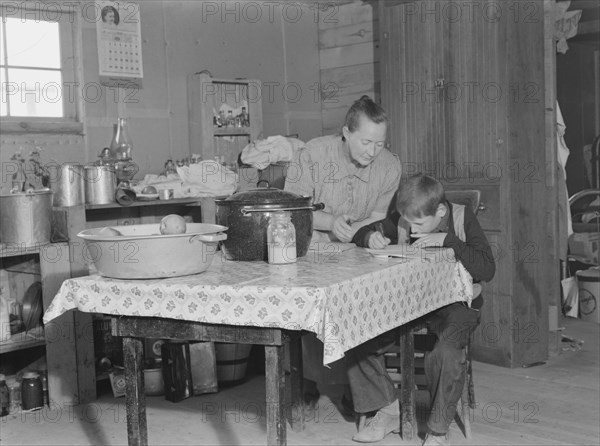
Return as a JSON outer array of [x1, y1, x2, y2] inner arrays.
[[351, 400, 399, 443], [422, 431, 451, 446]]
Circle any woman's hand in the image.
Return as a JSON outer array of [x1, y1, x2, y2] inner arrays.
[[331, 215, 354, 243], [367, 232, 391, 249], [411, 232, 447, 248]]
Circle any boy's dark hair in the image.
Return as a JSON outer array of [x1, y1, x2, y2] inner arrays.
[[396, 173, 445, 218], [343, 95, 388, 133]]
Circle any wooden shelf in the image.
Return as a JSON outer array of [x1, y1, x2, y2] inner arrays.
[[188, 73, 262, 165], [84, 197, 203, 211], [0, 326, 45, 354], [214, 127, 251, 136], [0, 243, 45, 258]]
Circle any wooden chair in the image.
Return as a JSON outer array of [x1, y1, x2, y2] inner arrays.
[[360, 190, 483, 440]]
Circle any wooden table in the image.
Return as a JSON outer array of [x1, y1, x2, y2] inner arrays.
[[44, 245, 473, 446]]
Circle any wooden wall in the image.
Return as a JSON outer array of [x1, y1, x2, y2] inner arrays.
[[318, 1, 379, 135]]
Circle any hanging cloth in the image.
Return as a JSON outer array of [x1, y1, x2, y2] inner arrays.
[[557, 101, 573, 261]]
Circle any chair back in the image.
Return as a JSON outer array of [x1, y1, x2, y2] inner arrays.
[[445, 190, 481, 215]]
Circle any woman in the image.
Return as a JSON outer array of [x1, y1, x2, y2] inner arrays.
[[285, 95, 401, 243], [284, 95, 402, 410]]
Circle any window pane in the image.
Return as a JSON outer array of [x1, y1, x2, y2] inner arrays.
[[7, 68, 63, 117], [5, 17, 60, 69], [0, 21, 5, 65], [1, 69, 7, 116]]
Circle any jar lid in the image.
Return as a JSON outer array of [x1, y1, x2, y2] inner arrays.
[[22, 372, 39, 379]]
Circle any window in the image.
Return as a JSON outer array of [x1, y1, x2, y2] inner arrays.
[[1, 2, 82, 133]]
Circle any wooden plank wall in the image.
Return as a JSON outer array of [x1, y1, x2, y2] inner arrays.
[[318, 1, 379, 135]]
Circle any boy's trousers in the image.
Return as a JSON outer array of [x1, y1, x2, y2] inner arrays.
[[346, 301, 481, 433]]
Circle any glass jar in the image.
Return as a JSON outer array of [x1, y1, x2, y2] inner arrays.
[[110, 117, 133, 161], [267, 212, 297, 264], [226, 110, 235, 127], [8, 379, 20, 413], [0, 374, 9, 417], [21, 372, 43, 411]]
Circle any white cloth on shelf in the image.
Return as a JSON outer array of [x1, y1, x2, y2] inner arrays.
[[176, 161, 237, 197], [241, 135, 304, 170], [132, 162, 237, 198]]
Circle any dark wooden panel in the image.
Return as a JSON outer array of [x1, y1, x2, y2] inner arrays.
[[112, 317, 284, 346]]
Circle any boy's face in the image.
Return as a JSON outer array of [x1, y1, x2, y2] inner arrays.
[[404, 203, 447, 234]]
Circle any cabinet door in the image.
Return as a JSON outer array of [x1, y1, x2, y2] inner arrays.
[[381, 0, 506, 179], [443, 0, 506, 179], [380, 1, 449, 169]]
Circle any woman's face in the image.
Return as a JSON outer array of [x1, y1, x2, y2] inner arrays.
[[342, 115, 387, 167]]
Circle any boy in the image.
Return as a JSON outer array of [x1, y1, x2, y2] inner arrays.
[[347, 173, 495, 445]]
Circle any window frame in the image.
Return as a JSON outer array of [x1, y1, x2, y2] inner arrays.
[[0, 1, 84, 134]]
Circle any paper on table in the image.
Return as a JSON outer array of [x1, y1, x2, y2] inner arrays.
[[366, 244, 455, 261], [308, 242, 356, 253]]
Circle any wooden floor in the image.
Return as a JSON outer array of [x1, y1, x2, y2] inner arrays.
[[1, 317, 598, 445]]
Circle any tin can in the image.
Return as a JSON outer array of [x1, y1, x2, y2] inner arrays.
[[21, 372, 43, 411]]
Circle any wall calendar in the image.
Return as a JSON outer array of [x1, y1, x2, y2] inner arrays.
[[96, 1, 143, 89]]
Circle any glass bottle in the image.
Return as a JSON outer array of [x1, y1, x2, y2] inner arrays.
[[110, 118, 133, 161], [21, 372, 43, 411], [0, 374, 9, 417], [267, 212, 297, 264], [241, 106, 249, 127], [226, 110, 235, 127]]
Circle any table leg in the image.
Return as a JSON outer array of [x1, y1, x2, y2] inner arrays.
[[399, 326, 417, 440], [265, 345, 286, 446], [123, 337, 148, 446], [287, 333, 304, 432]]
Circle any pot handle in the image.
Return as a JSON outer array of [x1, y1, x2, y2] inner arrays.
[[240, 202, 326, 215], [189, 233, 228, 243]]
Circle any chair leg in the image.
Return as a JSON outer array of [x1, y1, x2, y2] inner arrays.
[[460, 376, 472, 439], [455, 345, 475, 439]]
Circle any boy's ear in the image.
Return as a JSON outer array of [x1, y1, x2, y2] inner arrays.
[[436, 203, 448, 218], [342, 126, 350, 140]]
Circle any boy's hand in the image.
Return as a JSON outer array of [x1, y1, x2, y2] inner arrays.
[[411, 232, 447, 248], [368, 232, 391, 249]]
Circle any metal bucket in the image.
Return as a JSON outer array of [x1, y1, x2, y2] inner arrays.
[[84, 165, 117, 205], [0, 189, 53, 246], [48, 163, 85, 206]]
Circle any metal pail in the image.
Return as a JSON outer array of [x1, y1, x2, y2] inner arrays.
[[0, 189, 53, 246], [48, 163, 85, 206], [84, 165, 117, 205]]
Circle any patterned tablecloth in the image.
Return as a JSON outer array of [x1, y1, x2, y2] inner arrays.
[[44, 246, 473, 365]]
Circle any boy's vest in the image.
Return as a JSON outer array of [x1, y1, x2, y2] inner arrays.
[[398, 202, 466, 242], [452, 203, 466, 242]]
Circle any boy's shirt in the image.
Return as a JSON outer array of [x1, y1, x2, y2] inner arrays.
[[352, 201, 495, 284]]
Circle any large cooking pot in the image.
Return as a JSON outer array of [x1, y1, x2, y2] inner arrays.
[[215, 186, 324, 261]]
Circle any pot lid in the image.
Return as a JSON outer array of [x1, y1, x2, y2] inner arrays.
[[218, 187, 310, 205]]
